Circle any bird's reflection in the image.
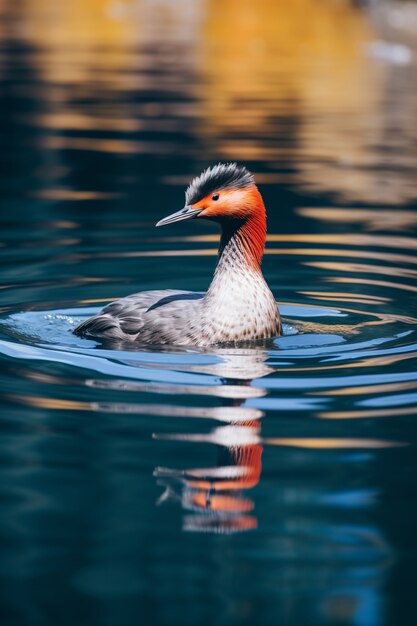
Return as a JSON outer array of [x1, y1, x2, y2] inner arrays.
[[154, 417, 262, 533], [85, 341, 400, 540], [87, 344, 272, 533], [152, 347, 271, 534]]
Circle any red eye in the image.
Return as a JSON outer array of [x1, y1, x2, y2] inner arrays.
[[212, 194, 219, 201]]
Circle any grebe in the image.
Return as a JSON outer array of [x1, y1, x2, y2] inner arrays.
[[74, 163, 281, 345]]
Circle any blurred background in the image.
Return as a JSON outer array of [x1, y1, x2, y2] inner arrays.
[[0, 1, 416, 626], [1, 0, 416, 210]]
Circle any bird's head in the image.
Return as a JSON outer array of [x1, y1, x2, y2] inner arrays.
[[156, 163, 265, 227]]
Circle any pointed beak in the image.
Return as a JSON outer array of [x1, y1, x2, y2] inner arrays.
[[156, 205, 202, 227]]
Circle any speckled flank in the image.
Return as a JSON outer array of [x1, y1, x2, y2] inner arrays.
[[74, 164, 281, 346]]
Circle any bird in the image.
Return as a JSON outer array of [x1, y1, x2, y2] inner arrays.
[[73, 163, 281, 346]]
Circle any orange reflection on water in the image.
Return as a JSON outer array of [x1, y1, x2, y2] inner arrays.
[[277, 248, 417, 269], [6, 393, 262, 422], [32, 189, 120, 201], [202, 0, 417, 204], [307, 261, 417, 280], [89, 249, 218, 259], [318, 380, 417, 397], [326, 276, 417, 294], [169, 234, 417, 250], [302, 291, 390, 306], [75, 246, 417, 272], [299, 208, 417, 232], [40, 135, 163, 156], [276, 350, 417, 375], [267, 437, 403, 449], [5, 0, 415, 207], [8, 394, 92, 412], [25, 112, 143, 133], [319, 407, 417, 420], [11, 0, 140, 85]]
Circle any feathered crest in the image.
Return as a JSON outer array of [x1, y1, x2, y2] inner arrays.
[[185, 163, 255, 205]]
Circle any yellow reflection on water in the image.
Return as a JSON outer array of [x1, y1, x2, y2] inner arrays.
[[267, 438, 403, 449], [326, 276, 417, 294], [8, 394, 92, 412], [6, 393, 262, 421], [202, 0, 417, 204], [11, 0, 140, 84], [302, 291, 390, 305], [320, 380, 417, 397], [6, 0, 416, 205], [319, 407, 417, 420], [144, 233, 417, 252], [78, 246, 417, 271], [32, 189, 120, 201], [203, 3, 371, 145], [306, 261, 417, 280], [280, 248, 417, 269], [299, 208, 417, 232]]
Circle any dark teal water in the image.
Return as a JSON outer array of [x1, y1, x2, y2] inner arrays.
[[0, 2, 416, 626]]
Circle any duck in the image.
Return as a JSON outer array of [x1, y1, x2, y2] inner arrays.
[[74, 163, 281, 346]]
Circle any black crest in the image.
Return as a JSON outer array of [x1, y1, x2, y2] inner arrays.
[[185, 163, 255, 205]]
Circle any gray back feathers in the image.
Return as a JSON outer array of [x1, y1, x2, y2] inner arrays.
[[185, 163, 254, 205]]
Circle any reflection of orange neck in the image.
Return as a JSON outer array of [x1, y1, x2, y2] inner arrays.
[[187, 420, 263, 495], [228, 441, 263, 490]]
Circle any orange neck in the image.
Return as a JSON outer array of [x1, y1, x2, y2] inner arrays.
[[218, 188, 266, 271]]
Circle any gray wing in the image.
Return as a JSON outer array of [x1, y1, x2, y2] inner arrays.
[[73, 290, 203, 341]]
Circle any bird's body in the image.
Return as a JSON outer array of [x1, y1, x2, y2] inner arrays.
[[74, 164, 281, 346]]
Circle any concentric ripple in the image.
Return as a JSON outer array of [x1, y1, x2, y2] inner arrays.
[[1, 221, 416, 537]]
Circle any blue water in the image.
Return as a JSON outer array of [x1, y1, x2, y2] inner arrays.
[[0, 1, 416, 625]]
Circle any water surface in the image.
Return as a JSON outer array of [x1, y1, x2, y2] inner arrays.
[[0, 1, 416, 625]]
